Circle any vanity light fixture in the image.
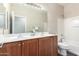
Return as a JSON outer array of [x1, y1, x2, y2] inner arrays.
[[24, 3, 46, 10]]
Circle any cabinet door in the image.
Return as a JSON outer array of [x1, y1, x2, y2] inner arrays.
[[53, 36, 58, 56], [51, 36, 58, 56], [0, 42, 21, 56], [22, 39, 38, 56], [39, 37, 51, 56]]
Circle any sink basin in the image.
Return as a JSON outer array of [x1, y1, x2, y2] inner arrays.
[[5, 36, 18, 40], [17, 33, 32, 38], [1, 34, 18, 41]]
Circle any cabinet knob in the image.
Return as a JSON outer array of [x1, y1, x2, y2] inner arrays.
[[18, 44, 21, 46], [22, 43, 24, 45]]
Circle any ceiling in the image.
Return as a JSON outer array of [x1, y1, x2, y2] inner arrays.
[[58, 3, 69, 7]]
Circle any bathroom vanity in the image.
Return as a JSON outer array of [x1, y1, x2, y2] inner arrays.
[[0, 34, 58, 56]]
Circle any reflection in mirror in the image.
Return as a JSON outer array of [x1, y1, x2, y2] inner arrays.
[[0, 13, 5, 28], [0, 3, 8, 34], [9, 3, 47, 34], [11, 15, 26, 34], [0, 3, 47, 34]]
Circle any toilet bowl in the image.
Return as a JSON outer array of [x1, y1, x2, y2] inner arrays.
[[58, 42, 69, 56], [58, 42, 69, 49]]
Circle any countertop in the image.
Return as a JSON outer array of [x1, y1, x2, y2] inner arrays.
[[0, 33, 57, 44]]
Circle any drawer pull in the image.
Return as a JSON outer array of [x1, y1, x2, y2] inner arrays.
[[18, 44, 21, 46], [22, 43, 24, 45]]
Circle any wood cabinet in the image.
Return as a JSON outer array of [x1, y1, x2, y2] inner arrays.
[[0, 36, 58, 56], [39, 37, 52, 56], [0, 42, 21, 56], [53, 36, 58, 56], [38, 36, 58, 56], [22, 39, 38, 56]]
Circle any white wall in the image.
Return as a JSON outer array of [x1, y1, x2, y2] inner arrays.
[[64, 4, 79, 46], [64, 3, 79, 18], [57, 16, 64, 42], [41, 3, 64, 34], [64, 17, 79, 46]]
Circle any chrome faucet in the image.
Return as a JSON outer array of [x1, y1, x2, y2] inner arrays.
[[17, 34, 23, 38]]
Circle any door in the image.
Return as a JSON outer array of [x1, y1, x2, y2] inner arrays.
[[22, 39, 38, 56], [0, 42, 21, 56], [11, 12, 26, 34], [39, 37, 52, 56]]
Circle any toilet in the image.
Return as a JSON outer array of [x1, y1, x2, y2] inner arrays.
[[58, 42, 69, 56]]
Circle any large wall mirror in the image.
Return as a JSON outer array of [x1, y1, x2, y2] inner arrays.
[[0, 3, 47, 34]]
